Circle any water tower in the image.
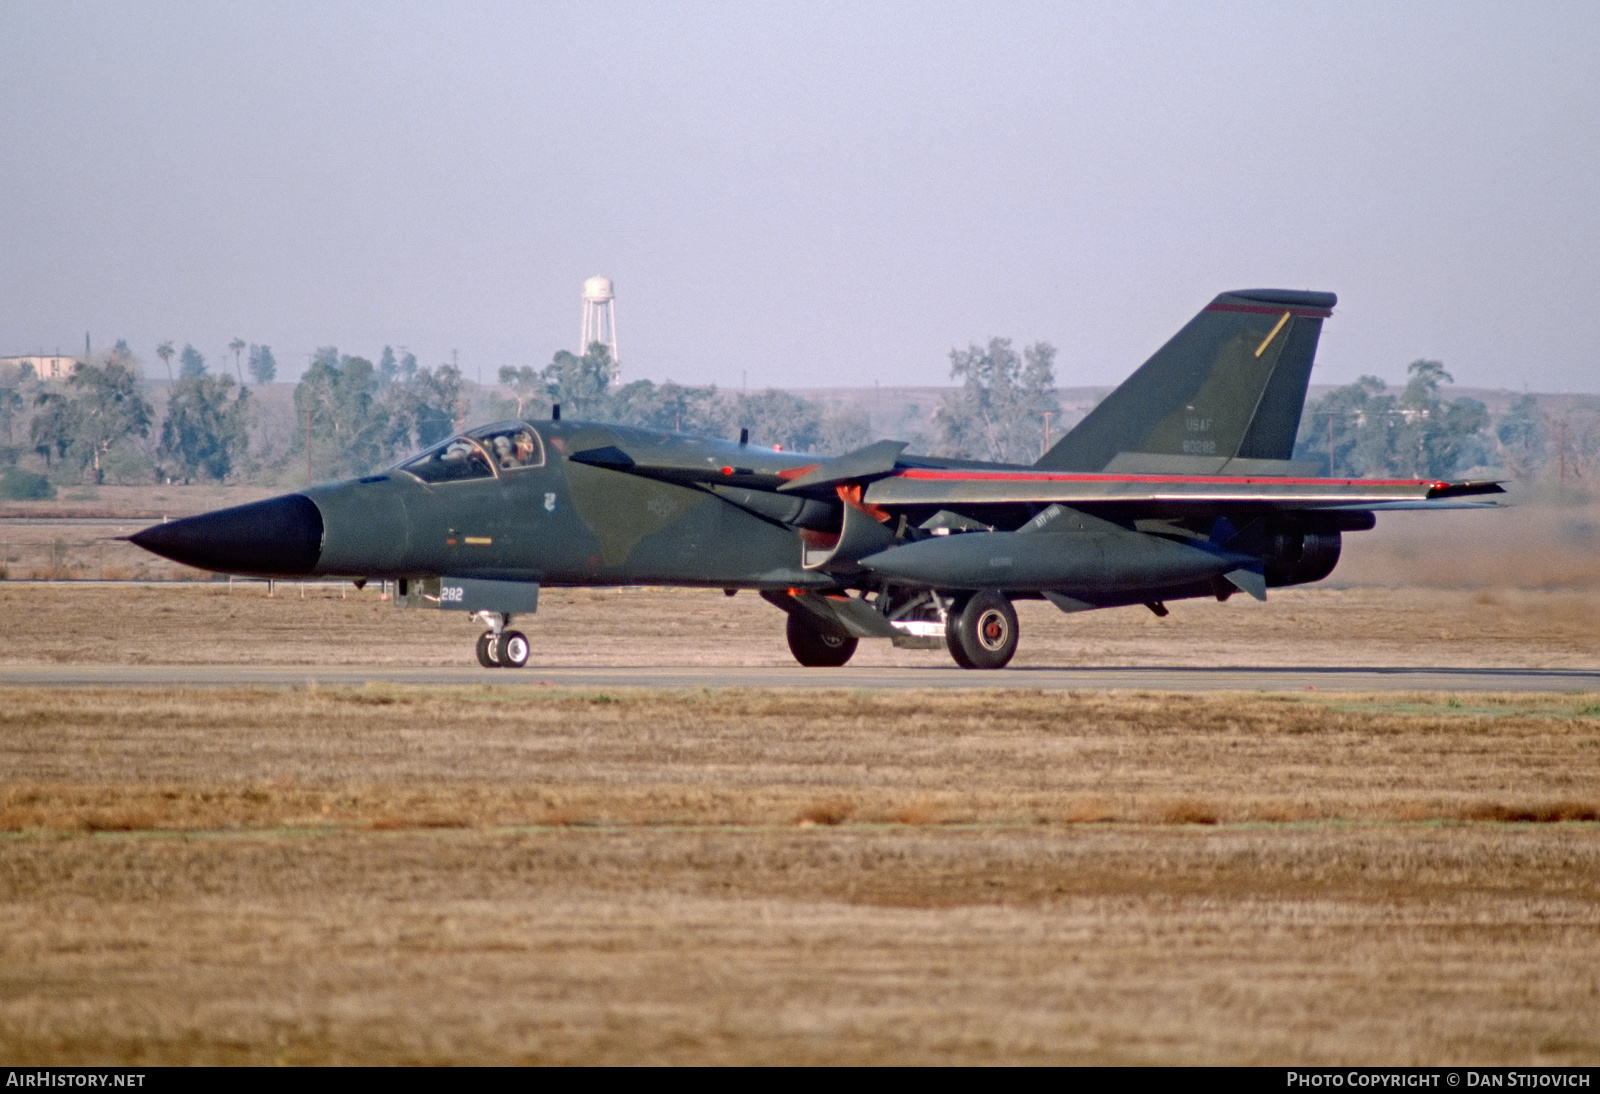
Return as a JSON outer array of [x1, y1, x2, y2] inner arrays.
[[581, 275, 619, 386]]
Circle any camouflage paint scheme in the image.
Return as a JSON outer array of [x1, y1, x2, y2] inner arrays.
[[131, 290, 1503, 669]]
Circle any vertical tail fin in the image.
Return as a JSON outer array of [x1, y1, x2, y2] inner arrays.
[[1035, 289, 1335, 472]]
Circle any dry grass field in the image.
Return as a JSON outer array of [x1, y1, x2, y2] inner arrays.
[[5, 823, 1598, 1065], [2, 683, 1599, 1065], [2, 492, 1599, 1064]]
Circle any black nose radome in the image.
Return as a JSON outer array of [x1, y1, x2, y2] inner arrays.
[[129, 494, 323, 576]]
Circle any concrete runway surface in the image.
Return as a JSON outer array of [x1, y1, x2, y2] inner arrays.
[[3, 662, 1597, 691]]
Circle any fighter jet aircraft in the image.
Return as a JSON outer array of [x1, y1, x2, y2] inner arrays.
[[130, 289, 1502, 669]]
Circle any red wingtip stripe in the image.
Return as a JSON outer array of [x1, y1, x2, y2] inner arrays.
[[892, 468, 1439, 488]]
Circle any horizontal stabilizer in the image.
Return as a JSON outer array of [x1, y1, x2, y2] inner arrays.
[[1331, 497, 1505, 511]]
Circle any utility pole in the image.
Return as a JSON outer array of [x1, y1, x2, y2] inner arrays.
[[304, 350, 316, 487], [1316, 409, 1356, 476], [1042, 411, 1053, 457]]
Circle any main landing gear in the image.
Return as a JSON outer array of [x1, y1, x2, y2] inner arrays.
[[944, 591, 1018, 670], [786, 612, 859, 667], [776, 588, 1020, 670], [473, 611, 529, 669]]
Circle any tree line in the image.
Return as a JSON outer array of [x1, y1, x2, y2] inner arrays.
[[496, 337, 1064, 465], [1294, 359, 1600, 488], [1, 341, 260, 497], [4, 332, 1589, 500], [494, 344, 875, 457], [0, 338, 264, 496]]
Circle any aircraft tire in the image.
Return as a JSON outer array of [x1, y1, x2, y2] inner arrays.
[[946, 591, 1018, 669], [786, 613, 858, 667], [498, 630, 531, 668], [475, 632, 501, 668]]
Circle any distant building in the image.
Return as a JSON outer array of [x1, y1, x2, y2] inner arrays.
[[1, 354, 78, 382]]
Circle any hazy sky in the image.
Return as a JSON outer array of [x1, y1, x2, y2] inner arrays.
[[3, 1, 1597, 393]]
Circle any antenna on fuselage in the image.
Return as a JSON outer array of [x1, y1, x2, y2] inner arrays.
[[552, 403, 561, 421]]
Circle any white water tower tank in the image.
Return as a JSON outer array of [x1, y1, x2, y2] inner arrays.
[[580, 275, 619, 385]]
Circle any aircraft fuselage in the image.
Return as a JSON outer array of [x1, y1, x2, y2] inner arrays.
[[129, 288, 1504, 670]]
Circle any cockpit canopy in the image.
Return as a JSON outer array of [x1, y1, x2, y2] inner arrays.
[[394, 422, 545, 483]]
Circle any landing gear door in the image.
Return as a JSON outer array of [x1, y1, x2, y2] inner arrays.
[[396, 576, 442, 609], [396, 576, 540, 614]]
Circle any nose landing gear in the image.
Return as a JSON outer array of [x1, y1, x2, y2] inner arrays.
[[472, 611, 530, 669], [497, 630, 530, 667]]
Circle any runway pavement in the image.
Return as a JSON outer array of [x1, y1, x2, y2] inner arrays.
[[2, 662, 1597, 692]]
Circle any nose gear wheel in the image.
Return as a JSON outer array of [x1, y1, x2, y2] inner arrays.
[[497, 630, 530, 668]]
